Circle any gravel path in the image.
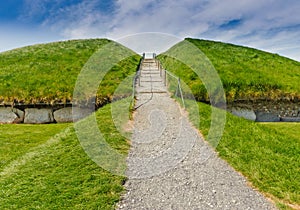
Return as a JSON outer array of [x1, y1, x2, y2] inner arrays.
[[117, 59, 277, 210]]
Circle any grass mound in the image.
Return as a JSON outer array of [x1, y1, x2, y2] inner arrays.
[[0, 39, 140, 106], [158, 38, 300, 102]]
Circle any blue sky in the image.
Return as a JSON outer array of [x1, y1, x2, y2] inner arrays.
[[0, 0, 299, 61]]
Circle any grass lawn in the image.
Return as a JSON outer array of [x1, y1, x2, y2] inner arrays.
[[0, 102, 130, 210], [0, 123, 70, 171], [190, 102, 300, 209], [263, 123, 300, 140]]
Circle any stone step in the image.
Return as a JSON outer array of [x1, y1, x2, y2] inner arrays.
[[140, 80, 163, 83], [137, 90, 167, 94]]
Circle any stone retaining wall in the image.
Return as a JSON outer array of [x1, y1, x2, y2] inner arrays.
[[229, 101, 300, 122], [0, 108, 24, 124], [1, 100, 299, 124], [0, 107, 93, 124]]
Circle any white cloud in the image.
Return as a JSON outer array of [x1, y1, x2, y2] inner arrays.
[[42, 1, 111, 38], [109, 0, 208, 38], [1, 0, 299, 61], [116, 32, 183, 55]]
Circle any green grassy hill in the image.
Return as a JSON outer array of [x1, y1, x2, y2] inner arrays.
[[2, 38, 299, 105], [158, 38, 300, 102], [0, 39, 140, 105]]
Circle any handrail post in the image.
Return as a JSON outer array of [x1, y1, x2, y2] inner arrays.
[[175, 78, 179, 97], [138, 69, 141, 86], [164, 69, 167, 86], [139, 61, 142, 86], [178, 78, 185, 109], [160, 64, 162, 77]]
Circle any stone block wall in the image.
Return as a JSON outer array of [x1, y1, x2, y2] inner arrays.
[[229, 101, 300, 122], [0, 108, 24, 124], [254, 102, 300, 118], [0, 106, 93, 124], [1, 100, 300, 124]]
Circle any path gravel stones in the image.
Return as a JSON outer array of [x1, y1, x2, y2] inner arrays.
[[117, 59, 276, 210]]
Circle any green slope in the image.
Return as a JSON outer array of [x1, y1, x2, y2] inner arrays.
[[158, 38, 300, 102], [0, 39, 140, 105]]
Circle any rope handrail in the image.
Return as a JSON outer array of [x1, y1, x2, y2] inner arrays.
[[162, 67, 186, 109], [165, 70, 178, 80]]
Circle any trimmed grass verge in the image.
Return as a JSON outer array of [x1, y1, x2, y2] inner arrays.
[[0, 102, 130, 209], [189, 101, 300, 209]]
